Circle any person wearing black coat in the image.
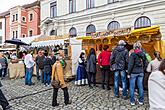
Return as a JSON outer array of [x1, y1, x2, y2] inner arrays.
[[0, 81, 11, 110], [86, 48, 97, 88], [127, 42, 147, 106], [110, 40, 129, 99]]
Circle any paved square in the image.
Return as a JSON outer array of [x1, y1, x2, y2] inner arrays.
[[0, 78, 149, 110]]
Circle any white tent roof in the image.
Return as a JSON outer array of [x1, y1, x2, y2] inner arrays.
[[31, 38, 68, 47], [19, 35, 41, 44]]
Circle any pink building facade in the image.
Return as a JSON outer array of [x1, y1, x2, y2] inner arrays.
[[5, 1, 40, 40]]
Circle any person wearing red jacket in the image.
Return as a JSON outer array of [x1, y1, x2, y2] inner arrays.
[[98, 45, 111, 90]]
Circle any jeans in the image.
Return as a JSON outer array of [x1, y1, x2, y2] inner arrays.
[[114, 70, 127, 97], [0, 89, 9, 110], [88, 72, 96, 86], [130, 73, 144, 103], [36, 65, 40, 80], [25, 67, 33, 86], [101, 67, 110, 89], [0, 68, 7, 78], [52, 87, 70, 106], [44, 71, 51, 85], [39, 69, 44, 83]]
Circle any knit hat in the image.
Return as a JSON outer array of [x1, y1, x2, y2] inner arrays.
[[118, 40, 126, 46]]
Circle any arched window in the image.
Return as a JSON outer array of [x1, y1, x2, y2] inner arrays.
[[69, 27, 77, 37], [107, 21, 120, 30], [86, 24, 96, 36], [50, 30, 57, 36], [134, 16, 151, 29]]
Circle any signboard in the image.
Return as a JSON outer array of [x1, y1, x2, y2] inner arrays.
[[91, 28, 131, 39]]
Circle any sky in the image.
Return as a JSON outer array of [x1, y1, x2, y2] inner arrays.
[[0, 0, 36, 13]]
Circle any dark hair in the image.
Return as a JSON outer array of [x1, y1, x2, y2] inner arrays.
[[79, 52, 85, 59], [159, 59, 165, 75], [87, 48, 96, 60], [44, 52, 48, 56], [103, 45, 109, 51], [154, 51, 162, 61]]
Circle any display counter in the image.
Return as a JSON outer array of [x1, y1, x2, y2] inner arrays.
[[8, 63, 36, 79]]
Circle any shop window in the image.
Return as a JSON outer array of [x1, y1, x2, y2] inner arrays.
[[86, 24, 96, 36], [108, 0, 119, 4], [69, 27, 77, 37], [69, 0, 76, 13], [87, 0, 95, 9], [107, 21, 120, 30], [134, 16, 151, 29], [50, 30, 57, 36], [0, 22, 2, 29], [50, 2, 57, 18]]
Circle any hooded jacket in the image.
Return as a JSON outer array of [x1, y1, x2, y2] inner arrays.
[[110, 46, 129, 71], [128, 49, 147, 74]]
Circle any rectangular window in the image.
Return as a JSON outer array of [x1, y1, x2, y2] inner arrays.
[[13, 31, 15, 38], [0, 36, 2, 44], [87, 0, 95, 9], [29, 30, 33, 37], [108, 0, 119, 4], [0, 22, 2, 29], [16, 14, 18, 21], [50, 2, 57, 18], [69, 0, 76, 13], [16, 31, 18, 38], [13, 15, 15, 22], [30, 14, 33, 21]]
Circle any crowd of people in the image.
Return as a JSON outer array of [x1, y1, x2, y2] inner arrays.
[[74, 40, 165, 109], [0, 40, 165, 109]]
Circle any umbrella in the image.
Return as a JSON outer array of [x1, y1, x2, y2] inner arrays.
[[5, 39, 29, 45]]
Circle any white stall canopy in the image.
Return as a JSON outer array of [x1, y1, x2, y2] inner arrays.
[[31, 38, 68, 47]]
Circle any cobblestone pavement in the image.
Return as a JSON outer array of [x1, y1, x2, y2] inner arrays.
[[0, 78, 149, 110]]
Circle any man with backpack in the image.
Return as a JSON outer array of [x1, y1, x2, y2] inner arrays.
[[110, 40, 129, 99], [36, 50, 45, 83]]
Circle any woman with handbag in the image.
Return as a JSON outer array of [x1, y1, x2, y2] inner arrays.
[[51, 54, 71, 107]]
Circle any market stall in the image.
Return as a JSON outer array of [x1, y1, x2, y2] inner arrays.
[[31, 35, 73, 79], [77, 25, 164, 86]]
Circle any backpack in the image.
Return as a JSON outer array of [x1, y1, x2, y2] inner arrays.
[[145, 53, 152, 63], [37, 56, 44, 69]]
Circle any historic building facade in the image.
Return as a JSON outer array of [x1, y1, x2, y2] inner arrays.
[[0, 1, 40, 41], [40, 0, 165, 39]]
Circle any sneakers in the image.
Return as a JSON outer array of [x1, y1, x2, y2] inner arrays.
[[137, 100, 143, 105], [130, 102, 135, 106]]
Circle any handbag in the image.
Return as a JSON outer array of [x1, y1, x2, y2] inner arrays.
[[51, 64, 60, 88]]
